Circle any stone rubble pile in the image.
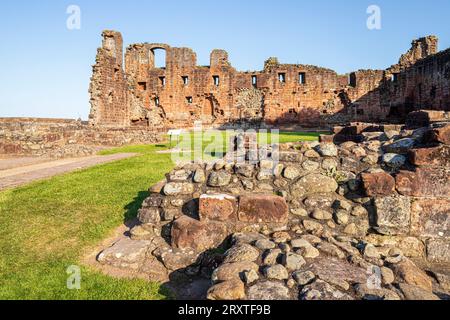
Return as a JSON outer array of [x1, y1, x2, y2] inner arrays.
[[97, 122, 450, 300]]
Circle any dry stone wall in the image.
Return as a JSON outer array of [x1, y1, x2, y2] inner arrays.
[[0, 117, 162, 158], [96, 122, 450, 300]]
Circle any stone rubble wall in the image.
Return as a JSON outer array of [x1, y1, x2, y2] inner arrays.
[[0, 117, 162, 158], [96, 123, 450, 300]]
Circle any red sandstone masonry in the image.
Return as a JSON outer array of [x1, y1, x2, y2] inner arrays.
[[89, 32, 450, 129]]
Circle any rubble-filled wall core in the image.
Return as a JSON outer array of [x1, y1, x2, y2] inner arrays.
[[89, 32, 450, 129]]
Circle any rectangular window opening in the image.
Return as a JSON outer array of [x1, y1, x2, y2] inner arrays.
[[252, 75, 257, 87], [278, 73, 286, 83], [182, 76, 189, 85], [155, 97, 160, 106], [186, 96, 193, 104], [213, 75, 220, 86], [138, 82, 147, 91], [159, 76, 166, 86], [349, 73, 357, 87], [299, 72, 306, 85], [391, 73, 399, 83]]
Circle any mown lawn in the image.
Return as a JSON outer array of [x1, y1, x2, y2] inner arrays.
[[0, 131, 320, 300]]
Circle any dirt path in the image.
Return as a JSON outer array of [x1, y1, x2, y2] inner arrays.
[[0, 153, 137, 191]]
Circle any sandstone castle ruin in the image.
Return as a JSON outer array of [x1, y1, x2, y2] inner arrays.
[[89, 31, 449, 129]]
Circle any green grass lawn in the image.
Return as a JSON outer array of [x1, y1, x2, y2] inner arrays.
[[0, 131, 320, 300]]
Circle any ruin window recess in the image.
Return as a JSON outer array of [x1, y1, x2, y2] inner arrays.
[[391, 73, 399, 83], [186, 96, 193, 104], [349, 73, 357, 87], [159, 76, 166, 87], [182, 76, 189, 85], [252, 75, 257, 87], [213, 76, 220, 86], [299, 72, 306, 85], [278, 73, 286, 83], [138, 82, 147, 91], [155, 97, 160, 106]]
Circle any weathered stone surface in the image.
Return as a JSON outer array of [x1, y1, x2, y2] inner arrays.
[[399, 283, 440, 300], [392, 258, 433, 292], [354, 283, 401, 300], [311, 209, 332, 221], [160, 248, 198, 271], [411, 199, 450, 237], [382, 153, 406, 169], [426, 239, 450, 264], [291, 174, 338, 197], [171, 216, 227, 252], [140, 257, 169, 282], [316, 143, 338, 157], [247, 281, 291, 300], [212, 261, 259, 282], [97, 238, 151, 270], [262, 249, 282, 265], [364, 234, 425, 258], [425, 124, 450, 145], [163, 182, 194, 196], [361, 172, 395, 196], [207, 171, 232, 187], [193, 169, 206, 183], [264, 264, 289, 280], [409, 145, 450, 167], [293, 271, 316, 285], [302, 160, 320, 171], [396, 167, 450, 197], [238, 194, 288, 223], [283, 166, 301, 180], [199, 194, 238, 222], [207, 279, 246, 300], [300, 280, 353, 300], [374, 196, 411, 235], [383, 138, 416, 154], [235, 164, 254, 178], [137, 207, 161, 224], [223, 244, 260, 263], [243, 269, 260, 284], [255, 239, 276, 250], [282, 253, 306, 271]]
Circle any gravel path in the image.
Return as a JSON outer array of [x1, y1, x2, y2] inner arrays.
[[0, 153, 137, 191]]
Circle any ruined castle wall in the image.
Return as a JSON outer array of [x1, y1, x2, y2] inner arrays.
[[89, 32, 449, 129], [89, 31, 128, 127]]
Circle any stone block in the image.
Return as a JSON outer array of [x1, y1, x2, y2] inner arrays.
[[396, 167, 450, 197], [199, 194, 238, 222], [171, 215, 228, 252], [238, 194, 288, 224], [409, 145, 450, 167], [411, 199, 450, 237], [426, 239, 450, 264], [361, 172, 395, 196], [374, 196, 411, 235]]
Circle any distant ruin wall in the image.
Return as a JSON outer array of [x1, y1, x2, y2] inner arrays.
[[0, 118, 162, 158], [89, 33, 450, 129]]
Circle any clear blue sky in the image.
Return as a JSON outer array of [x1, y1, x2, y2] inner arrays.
[[0, 0, 448, 120]]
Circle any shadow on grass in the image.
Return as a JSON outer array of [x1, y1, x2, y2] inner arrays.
[[123, 190, 149, 223]]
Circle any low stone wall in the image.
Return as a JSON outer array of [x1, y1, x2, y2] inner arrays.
[[0, 118, 163, 158], [96, 123, 450, 300]]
